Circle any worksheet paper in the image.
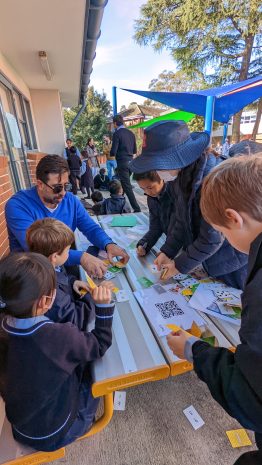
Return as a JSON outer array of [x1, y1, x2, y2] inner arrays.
[[189, 283, 242, 325], [134, 288, 205, 337]]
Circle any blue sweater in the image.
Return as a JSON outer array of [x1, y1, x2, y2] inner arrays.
[[5, 187, 113, 265]]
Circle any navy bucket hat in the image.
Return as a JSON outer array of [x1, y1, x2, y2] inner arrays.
[[129, 120, 210, 173]]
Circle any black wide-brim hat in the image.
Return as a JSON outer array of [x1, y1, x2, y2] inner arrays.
[[129, 120, 210, 173]]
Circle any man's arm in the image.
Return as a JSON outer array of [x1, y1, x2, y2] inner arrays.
[[5, 197, 34, 251], [76, 199, 113, 250]]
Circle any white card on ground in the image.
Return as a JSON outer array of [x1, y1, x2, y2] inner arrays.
[[183, 405, 205, 430], [116, 290, 129, 302], [151, 264, 160, 274], [114, 391, 126, 411], [174, 273, 189, 281], [180, 277, 199, 288]]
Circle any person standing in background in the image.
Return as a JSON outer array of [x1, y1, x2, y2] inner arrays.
[[110, 115, 141, 212], [103, 135, 117, 181], [63, 138, 81, 159], [80, 151, 94, 199], [86, 138, 100, 177]]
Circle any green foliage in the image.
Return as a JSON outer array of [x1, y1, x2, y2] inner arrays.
[[134, 0, 262, 85], [63, 87, 111, 151]]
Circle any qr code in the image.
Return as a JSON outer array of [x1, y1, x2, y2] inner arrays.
[[155, 300, 184, 319]]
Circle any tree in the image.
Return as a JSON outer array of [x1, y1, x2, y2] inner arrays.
[[120, 105, 127, 112], [64, 87, 111, 151], [144, 69, 210, 131], [252, 97, 262, 140], [134, 0, 262, 141]]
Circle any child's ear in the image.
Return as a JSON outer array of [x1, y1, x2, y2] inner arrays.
[[225, 209, 243, 229], [49, 252, 57, 265]]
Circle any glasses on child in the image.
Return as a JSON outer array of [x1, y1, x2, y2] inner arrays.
[[41, 180, 72, 194]]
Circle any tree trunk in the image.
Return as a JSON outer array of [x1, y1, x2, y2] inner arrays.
[[232, 35, 254, 143], [251, 97, 262, 140]]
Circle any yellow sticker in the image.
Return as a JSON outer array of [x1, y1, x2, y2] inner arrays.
[[190, 321, 202, 338], [182, 289, 193, 296], [85, 273, 97, 290], [226, 429, 252, 448], [113, 287, 119, 293], [166, 324, 191, 336]]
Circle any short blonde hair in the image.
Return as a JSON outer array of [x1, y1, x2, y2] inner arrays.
[[200, 154, 262, 227], [26, 218, 75, 257]]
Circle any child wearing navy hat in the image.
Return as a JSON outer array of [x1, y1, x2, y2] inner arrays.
[[129, 121, 248, 289]]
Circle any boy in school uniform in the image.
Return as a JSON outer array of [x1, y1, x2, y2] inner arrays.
[[167, 155, 262, 465], [0, 252, 114, 451], [92, 180, 131, 216], [26, 218, 113, 329]]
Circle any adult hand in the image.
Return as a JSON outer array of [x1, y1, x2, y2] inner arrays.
[[166, 330, 191, 359], [160, 261, 180, 281], [137, 245, 146, 257], [154, 252, 172, 271], [106, 243, 130, 265], [80, 252, 107, 279]]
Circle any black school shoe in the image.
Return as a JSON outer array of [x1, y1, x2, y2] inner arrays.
[[234, 451, 262, 465]]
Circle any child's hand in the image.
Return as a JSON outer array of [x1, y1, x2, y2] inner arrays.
[[137, 246, 146, 257], [154, 252, 172, 271], [73, 280, 90, 295], [160, 262, 180, 280], [99, 280, 115, 291], [166, 330, 191, 359], [92, 286, 112, 305]]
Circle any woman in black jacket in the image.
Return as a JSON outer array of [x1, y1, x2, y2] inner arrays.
[[129, 121, 248, 290]]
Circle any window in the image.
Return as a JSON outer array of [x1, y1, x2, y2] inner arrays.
[[0, 78, 31, 190]]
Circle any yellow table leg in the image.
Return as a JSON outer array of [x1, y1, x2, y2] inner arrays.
[[78, 392, 114, 440]]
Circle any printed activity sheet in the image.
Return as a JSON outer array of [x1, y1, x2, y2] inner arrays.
[[134, 287, 205, 337], [189, 283, 242, 325]]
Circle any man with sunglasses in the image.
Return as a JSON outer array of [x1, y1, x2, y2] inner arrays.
[[5, 155, 129, 277]]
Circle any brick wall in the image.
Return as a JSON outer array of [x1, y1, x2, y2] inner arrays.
[[27, 152, 47, 185], [0, 157, 12, 258], [0, 152, 47, 259]]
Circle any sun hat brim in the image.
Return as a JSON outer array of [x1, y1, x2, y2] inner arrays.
[[129, 131, 210, 173]]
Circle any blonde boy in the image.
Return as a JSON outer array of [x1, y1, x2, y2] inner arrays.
[[167, 155, 262, 465]]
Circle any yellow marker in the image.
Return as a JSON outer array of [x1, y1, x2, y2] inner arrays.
[[79, 288, 88, 296], [226, 429, 252, 448], [115, 261, 125, 268], [84, 272, 97, 291], [160, 268, 168, 280], [103, 259, 111, 266]]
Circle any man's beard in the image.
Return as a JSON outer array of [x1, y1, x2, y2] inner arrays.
[[42, 195, 63, 205]]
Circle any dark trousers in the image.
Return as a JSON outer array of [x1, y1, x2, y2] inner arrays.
[[118, 164, 141, 212], [234, 433, 262, 464], [70, 170, 80, 195]]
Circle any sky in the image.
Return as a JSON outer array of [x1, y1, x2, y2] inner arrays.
[[90, 0, 176, 110]]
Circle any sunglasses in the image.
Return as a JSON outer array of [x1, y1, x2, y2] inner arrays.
[[41, 180, 72, 194]]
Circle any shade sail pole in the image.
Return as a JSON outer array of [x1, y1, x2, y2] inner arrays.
[[204, 96, 215, 135], [112, 86, 117, 116], [222, 123, 228, 143]]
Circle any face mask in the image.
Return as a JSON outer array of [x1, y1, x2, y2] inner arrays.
[[157, 171, 178, 182]]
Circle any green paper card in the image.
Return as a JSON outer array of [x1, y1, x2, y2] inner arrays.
[[108, 266, 122, 273], [111, 216, 137, 227], [202, 336, 216, 346], [137, 276, 154, 288]]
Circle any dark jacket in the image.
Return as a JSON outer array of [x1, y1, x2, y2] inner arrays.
[[165, 154, 248, 283], [136, 183, 175, 256], [94, 173, 110, 190], [2, 302, 114, 451], [110, 127, 137, 166], [192, 232, 262, 433], [92, 195, 131, 215], [46, 267, 93, 330]]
